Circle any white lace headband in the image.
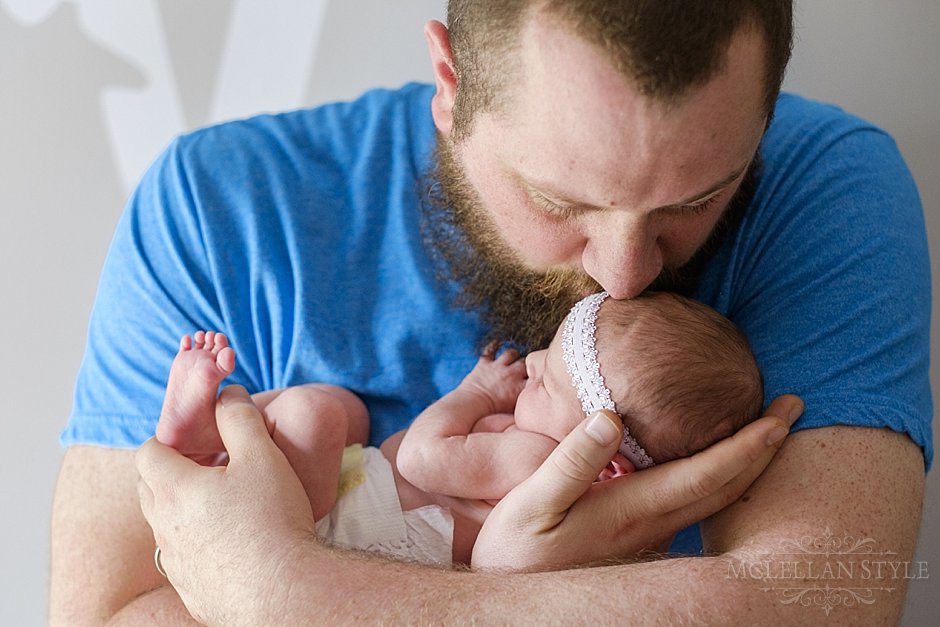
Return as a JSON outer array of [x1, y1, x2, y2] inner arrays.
[[561, 291, 655, 470]]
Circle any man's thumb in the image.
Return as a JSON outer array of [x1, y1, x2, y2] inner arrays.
[[215, 385, 272, 459], [527, 410, 623, 513]]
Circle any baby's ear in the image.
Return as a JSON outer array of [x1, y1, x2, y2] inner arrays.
[[610, 452, 636, 476], [596, 453, 636, 482]]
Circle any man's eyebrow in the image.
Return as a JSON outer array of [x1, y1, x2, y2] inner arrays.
[[522, 163, 749, 210]]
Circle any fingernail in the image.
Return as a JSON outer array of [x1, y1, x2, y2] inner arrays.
[[219, 385, 248, 406], [586, 413, 620, 445], [787, 400, 804, 423], [766, 426, 789, 446]]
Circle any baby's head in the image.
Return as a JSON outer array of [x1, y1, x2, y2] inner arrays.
[[593, 291, 764, 465], [516, 291, 763, 469]]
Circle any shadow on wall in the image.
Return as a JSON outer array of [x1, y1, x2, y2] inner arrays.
[[157, 0, 235, 129], [0, 2, 144, 347], [0, 2, 144, 233], [305, 0, 436, 105]]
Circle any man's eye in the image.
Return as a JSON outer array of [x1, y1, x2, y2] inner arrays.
[[531, 192, 582, 219], [668, 195, 721, 217]]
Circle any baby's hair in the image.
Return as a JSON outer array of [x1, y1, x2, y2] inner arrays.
[[594, 292, 764, 464]]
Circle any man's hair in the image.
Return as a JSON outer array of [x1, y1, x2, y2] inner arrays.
[[594, 292, 764, 463], [446, 0, 793, 137]]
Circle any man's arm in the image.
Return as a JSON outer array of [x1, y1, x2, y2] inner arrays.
[[466, 426, 922, 625], [344, 424, 923, 626], [49, 446, 200, 626], [49, 382, 369, 625], [700, 425, 924, 623], [136, 388, 923, 625], [279, 426, 922, 626]]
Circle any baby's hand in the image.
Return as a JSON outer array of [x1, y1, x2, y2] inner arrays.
[[461, 342, 527, 415]]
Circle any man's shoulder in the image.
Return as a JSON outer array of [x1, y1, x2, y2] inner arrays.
[[756, 92, 911, 215], [139, 83, 437, 225], [772, 92, 877, 127], [172, 82, 436, 170], [765, 92, 892, 158]]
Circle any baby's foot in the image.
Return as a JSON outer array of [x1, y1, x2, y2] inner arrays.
[[156, 330, 236, 459]]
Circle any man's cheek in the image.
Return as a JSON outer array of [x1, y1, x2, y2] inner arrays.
[[505, 221, 582, 269]]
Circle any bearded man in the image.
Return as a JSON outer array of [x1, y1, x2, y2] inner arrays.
[[51, 1, 929, 624]]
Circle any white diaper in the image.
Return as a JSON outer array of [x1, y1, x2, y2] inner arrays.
[[314, 445, 454, 566]]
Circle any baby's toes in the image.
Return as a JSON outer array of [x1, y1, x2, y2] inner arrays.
[[179, 334, 193, 352], [212, 332, 229, 354], [216, 346, 235, 374]]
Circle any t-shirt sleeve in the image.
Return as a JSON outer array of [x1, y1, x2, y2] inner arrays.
[[61, 84, 458, 450], [718, 103, 932, 469], [61, 135, 254, 448]]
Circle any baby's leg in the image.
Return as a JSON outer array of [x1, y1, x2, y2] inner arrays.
[[156, 331, 234, 461], [262, 384, 370, 520], [158, 331, 369, 515]]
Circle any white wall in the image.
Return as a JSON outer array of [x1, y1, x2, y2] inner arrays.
[[1, 1, 935, 624]]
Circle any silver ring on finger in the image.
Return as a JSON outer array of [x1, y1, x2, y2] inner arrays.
[[154, 545, 168, 578]]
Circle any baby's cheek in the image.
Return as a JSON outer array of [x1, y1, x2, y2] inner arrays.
[[512, 396, 542, 434]]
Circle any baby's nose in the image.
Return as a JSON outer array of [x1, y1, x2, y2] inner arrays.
[[524, 353, 536, 378]]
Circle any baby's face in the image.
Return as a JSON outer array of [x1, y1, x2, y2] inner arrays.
[[514, 324, 585, 442]]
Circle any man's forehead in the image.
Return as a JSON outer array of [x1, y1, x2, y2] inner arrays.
[[496, 15, 767, 210]]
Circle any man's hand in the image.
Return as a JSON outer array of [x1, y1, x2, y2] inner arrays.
[[136, 385, 317, 627], [472, 395, 803, 571], [460, 342, 527, 415]]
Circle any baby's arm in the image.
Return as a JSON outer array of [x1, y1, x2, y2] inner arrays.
[[398, 346, 557, 501]]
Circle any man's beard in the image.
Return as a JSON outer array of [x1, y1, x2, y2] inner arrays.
[[420, 135, 757, 352]]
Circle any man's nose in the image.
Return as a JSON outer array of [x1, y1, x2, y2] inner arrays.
[[582, 215, 663, 300]]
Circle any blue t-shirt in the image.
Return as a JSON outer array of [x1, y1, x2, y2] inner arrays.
[[62, 83, 932, 553]]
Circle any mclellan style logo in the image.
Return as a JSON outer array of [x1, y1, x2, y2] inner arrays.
[[726, 528, 929, 616]]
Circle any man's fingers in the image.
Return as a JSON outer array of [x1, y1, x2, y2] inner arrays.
[[135, 438, 200, 544], [512, 410, 623, 520], [215, 385, 275, 462], [476, 396, 804, 570], [472, 411, 623, 569], [137, 476, 154, 521], [136, 436, 199, 485], [631, 395, 804, 525], [762, 393, 804, 427], [658, 415, 789, 513]]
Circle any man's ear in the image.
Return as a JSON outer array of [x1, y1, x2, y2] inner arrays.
[[424, 20, 457, 135]]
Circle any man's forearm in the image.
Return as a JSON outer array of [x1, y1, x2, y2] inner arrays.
[[250, 543, 881, 625], [50, 447, 169, 627], [250, 427, 924, 626], [107, 587, 202, 627], [134, 389, 923, 626]]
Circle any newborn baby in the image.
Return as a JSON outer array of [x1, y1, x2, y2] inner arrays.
[[156, 291, 763, 566]]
